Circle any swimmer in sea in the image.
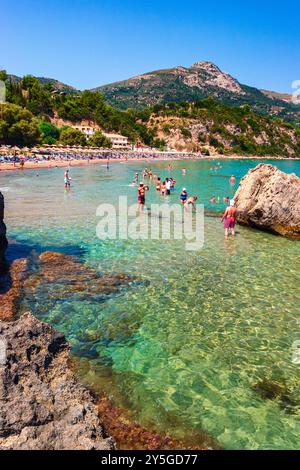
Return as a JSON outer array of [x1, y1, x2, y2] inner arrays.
[[223, 196, 230, 204], [184, 196, 198, 212], [221, 199, 237, 239], [230, 175, 236, 185], [210, 196, 216, 204]]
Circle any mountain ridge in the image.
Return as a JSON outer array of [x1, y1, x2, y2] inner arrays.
[[93, 61, 299, 124]]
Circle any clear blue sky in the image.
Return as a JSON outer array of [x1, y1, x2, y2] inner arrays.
[[1, 0, 299, 93]]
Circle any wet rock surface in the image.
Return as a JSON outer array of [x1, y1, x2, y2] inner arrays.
[[0, 259, 29, 321], [0, 312, 115, 450], [234, 164, 300, 239]]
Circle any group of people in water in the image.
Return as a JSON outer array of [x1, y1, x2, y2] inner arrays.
[[64, 163, 237, 239], [134, 166, 237, 238]]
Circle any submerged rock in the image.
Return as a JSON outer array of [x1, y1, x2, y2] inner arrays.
[[0, 312, 115, 450], [234, 164, 300, 239], [23, 251, 132, 301], [252, 379, 300, 415], [0, 192, 8, 274]]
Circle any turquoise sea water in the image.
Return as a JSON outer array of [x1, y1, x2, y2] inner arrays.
[[1, 158, 300, 449]]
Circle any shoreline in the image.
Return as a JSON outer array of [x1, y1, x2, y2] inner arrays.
[[1, 154, 300, 173]]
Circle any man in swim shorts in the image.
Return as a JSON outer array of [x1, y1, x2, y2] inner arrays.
[[137, 182, 149, 211], [222, 199, 237, 239], [64, 170, 71, 189]]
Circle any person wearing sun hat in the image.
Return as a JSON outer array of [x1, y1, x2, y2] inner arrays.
[[222, 199, 237, 239], [180, 188, 188, 204]]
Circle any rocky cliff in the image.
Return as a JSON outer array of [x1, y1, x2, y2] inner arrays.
[[0, 192, 8, 274], [234, 164, 300, 239]]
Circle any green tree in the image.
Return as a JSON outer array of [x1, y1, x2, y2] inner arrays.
[[89, 131, 112, 148], [59, 127, 87, 146], [39, 120, 60, 144], [0, 103, 40, 146]]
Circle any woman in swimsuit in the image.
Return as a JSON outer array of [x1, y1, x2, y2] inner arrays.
[[180, 188, 188, 204]]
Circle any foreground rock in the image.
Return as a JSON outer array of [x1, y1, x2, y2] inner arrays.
[[0, 259, 29, 321], [234, 164, 300, 239], [0, 312, 115, 450], [0, 192, 8, 274]]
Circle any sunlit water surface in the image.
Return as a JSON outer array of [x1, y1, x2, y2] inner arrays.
[[1, 159, 300, 449]]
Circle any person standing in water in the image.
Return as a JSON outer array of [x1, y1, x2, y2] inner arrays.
[[230, 175, 236, 185], [182, 168, 186, 176], [64, 169, 71, 190], [180, 188, 188, 204], [137, 182, 149, 212], [222, 199, 237, 239]]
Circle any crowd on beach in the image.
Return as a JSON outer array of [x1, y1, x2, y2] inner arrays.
[[0, 150, 198, 166]]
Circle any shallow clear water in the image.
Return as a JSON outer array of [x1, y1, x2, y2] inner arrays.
[[1, 159, 300, 450]]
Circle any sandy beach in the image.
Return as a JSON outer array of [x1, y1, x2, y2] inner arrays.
[[1, 153, 300, 173]]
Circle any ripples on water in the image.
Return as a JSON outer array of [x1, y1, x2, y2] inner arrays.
[[1, 159, 300, 449]]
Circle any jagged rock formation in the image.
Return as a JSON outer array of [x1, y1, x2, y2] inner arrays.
[[0, 312, 115, 450], [234, 164, 300, 239], [0, 192, 8, 274]]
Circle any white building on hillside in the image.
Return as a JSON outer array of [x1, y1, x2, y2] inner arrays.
[[103, 133, 129, 149], [73, 125, 97, 139], [71, 125, 129, 149]]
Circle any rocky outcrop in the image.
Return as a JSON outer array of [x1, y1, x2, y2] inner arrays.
[[234, 164, 300, 239], [0, 312, 115, 450], [0, 259, 29, 321], [0, 192, 8, 274]]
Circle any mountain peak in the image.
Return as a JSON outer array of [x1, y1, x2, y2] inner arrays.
[[190, 61, 221, 72]]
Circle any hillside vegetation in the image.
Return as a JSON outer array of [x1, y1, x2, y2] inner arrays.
[[0, 70, 299, 156], [143, 100, 300, 157], [0, 71, 157, 147]]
